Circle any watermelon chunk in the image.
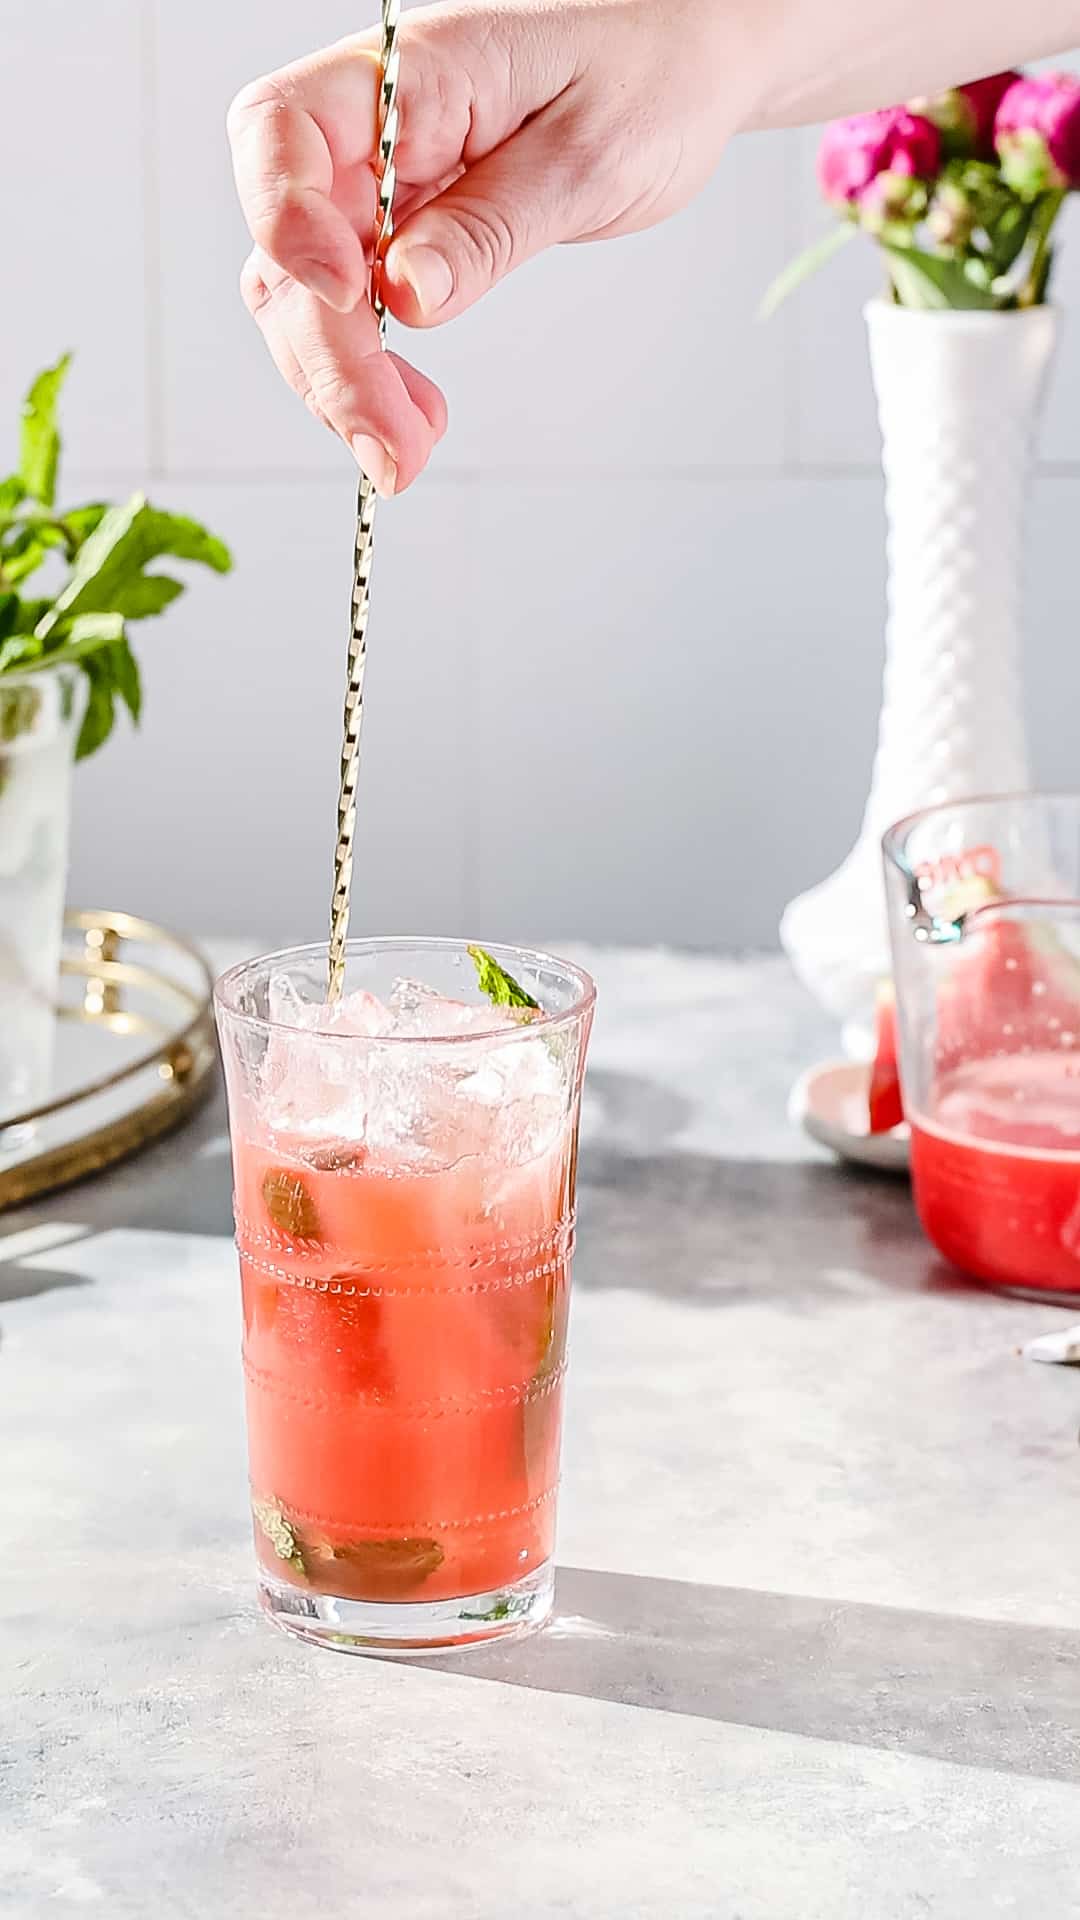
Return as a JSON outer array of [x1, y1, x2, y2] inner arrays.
[[868, 982, 904, 1134], [936, 882, 1080, 1072]]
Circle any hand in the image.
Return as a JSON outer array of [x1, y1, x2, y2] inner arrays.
[[227, 0, 740, 495]]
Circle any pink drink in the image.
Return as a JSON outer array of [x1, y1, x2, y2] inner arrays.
[[911, 1051, 1080, 1293]]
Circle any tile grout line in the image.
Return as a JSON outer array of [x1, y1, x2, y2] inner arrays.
[[139, 0, 166, 475], [59, 462, 1080, 489]]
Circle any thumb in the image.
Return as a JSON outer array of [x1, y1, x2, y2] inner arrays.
[[383, 115, 576, 327]]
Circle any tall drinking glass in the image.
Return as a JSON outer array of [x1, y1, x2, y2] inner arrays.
[[215, 937, 595, 1653]]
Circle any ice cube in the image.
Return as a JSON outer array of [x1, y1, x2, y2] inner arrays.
[[268, 972, 390, 1038], [257, 974, 563, 1171], [386, 977, 522, 1038], [259, 979, 390, 1140]]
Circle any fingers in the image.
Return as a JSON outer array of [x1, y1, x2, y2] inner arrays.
[[228, 43, 382, 310], [227, 10, 570, 309], [383, 105, 582, 327], [240, 251, 446, 493]]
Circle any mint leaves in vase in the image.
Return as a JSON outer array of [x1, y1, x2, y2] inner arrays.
[[0, 354, 231, 758], [0, 356, 231, 1132]]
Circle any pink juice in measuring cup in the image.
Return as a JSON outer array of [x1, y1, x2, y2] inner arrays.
[[911, 1050, 1080, 1293]]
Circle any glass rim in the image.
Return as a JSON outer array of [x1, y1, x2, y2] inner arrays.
[[214, 935, 597, 1048], [883, 790, 1080, 880], [0, 659, 82, 686]]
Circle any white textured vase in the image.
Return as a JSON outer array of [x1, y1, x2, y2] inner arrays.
[[780, 299, 1059, 1055]]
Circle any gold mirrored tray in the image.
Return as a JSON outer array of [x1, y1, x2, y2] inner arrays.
[[0, 910, 216, 1211]]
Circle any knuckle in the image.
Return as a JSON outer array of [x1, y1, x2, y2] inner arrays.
[[451, 199, 517, 285], [226, 76, 283, 143], [301, 389, 334, 433], [302, 354, 356, 423], [250, 191, 313, 264], [239, 256, 271, 316]]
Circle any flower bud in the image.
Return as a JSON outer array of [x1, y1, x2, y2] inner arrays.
[[817, 108, 941, 208], [996, 73, 1080, 194]]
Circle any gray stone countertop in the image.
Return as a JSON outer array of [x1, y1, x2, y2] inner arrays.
[[3, 948, 1080, 1919]]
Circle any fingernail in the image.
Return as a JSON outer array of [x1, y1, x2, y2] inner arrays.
[[389, 244, 454, 317], [351, 435, 397, 498], [299, 260, 355, 311]]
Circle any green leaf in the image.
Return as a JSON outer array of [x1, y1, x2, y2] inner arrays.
[[75, 657, 116, 761], [63, 503, 108, 550], [882, 243, 1000, 310], [109, 636, 142, 722], [0, 593, 18, 642], [1, 519, 67, 584], [37, 495, 144, 634], [142, 508, 231, 575], [1005, 189, 1065, 307], [251, 1498, 307, 1577], [0, 631, 42, 675], [467, 944, 541, 1010], [31, 609, 123, 656], [39, 495, 231, 636], [983, 198, 1035, 276], [110, 573, 184, 620], [19, 354, 71, 508], [0, 475, 24, 528], [759, 221, 857, 320], [12, 596, 51, 635], [460, 1597, 515, 1623]]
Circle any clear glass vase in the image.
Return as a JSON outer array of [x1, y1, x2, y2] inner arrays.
[[0, 667, 81, 1138]]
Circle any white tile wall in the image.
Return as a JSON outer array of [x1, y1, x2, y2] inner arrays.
[[11, 9, 1080, 946], [0, 1, 147, 473]]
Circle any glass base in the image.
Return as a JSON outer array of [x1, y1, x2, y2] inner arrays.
[[257, 1558, 554, 1657]]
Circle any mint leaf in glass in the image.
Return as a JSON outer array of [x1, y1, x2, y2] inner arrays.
[[468, 945, 540, 1011], [0, 681, 41, 743], [318, 1537, 444, 1598], [262, 1168, 320, 1240], [252, 1499, 308, 1577], [460, 1597, 515, 1623]]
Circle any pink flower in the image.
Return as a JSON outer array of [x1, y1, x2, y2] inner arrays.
[[907, 73, 1014, 153], [996, 73, 1080, 193], [913, 74, 1019, 155], [817, 108, 941, 209]]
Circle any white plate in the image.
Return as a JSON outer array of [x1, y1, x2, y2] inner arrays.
[[789, 1059, 911, 1174]]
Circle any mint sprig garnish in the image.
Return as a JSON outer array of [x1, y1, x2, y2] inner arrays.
[[468, 945, 540, 1011], [0, 356, 231, 759]]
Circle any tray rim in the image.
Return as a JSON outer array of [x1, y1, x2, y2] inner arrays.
[[0, 909, 217, 1213]]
